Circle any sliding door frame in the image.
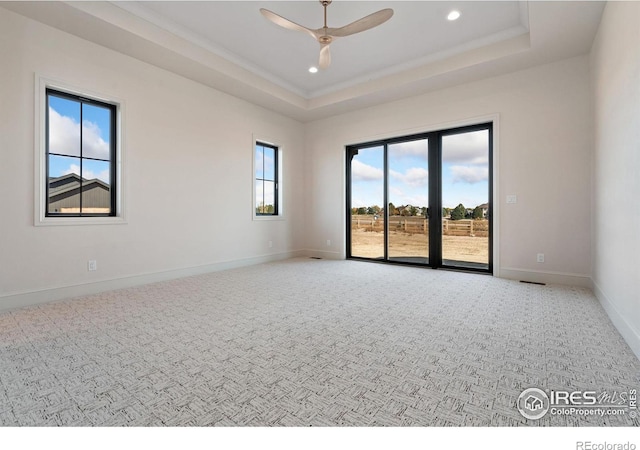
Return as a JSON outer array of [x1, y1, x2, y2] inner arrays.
[[438, 123, 493, 274], [346, 121, 494, 274]]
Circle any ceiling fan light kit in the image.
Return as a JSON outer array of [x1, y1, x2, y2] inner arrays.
[[260, 0, 394, 70]]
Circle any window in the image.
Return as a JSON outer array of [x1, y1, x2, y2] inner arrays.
[[45, 88, 117, 217], [255, 142, 279, 216]]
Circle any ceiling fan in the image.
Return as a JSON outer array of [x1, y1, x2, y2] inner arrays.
[[260, 0, 394, 70]]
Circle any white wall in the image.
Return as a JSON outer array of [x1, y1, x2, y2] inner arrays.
[[0, 7, 306, 310], [304, 55, 593, 286], [590, 1, 640, 358]]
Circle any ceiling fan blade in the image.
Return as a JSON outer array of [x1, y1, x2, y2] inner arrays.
[[329, 8, 394, 38], [319, 43, 331, 70], [260, 8, 317, 40]]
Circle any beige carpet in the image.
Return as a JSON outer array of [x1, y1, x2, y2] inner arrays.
[[0, 258, 638, 426]]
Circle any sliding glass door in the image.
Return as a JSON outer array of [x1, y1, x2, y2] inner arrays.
[[347, 123, 492, 273], [349, 145, 385, 259], [441, 128, 491, 269], [387, 138, 430, 264]]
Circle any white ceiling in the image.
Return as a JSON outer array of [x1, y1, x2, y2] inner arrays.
[[3, 1, 605, 122], [117, 1, 528, 97]]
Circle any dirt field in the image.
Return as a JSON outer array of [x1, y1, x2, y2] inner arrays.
[[350, 228, 488, 264]]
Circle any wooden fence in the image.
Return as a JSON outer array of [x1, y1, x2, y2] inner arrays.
[[351, 215, 488, 237]]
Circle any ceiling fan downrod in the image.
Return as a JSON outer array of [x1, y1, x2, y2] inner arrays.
[[320, 0, 331, 42], [321, 0, 331, 29]]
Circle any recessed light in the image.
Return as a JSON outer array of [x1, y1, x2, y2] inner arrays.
[[309, 66, 318, 74], [447, 10, 461, 21]]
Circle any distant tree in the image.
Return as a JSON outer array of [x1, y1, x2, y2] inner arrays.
[[473, 206, 484, 219], [421, 207, 428, 218], [388, 202, 398, 216], [451, 203, 466, 220], [357, 207, 367, 215], [409, 206, 418, 216], [257, 204, 274, 214], [367, 205, 381, 215], [442, 207, 451, 218]]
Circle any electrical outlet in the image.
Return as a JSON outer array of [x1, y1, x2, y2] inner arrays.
[[506, 195, 517, 204], [536, 253, 545, 263], [88, 260, 97, 271], [326, 239, 331, 247]]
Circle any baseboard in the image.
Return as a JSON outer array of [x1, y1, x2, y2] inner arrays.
[[498, 267, 592, 288], [0, 250, 306, 312], [591, 279, 640, 361]]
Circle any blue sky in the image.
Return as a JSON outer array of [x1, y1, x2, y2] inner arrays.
[[48, 95, 111, 184], [351, 130, 489, 210]]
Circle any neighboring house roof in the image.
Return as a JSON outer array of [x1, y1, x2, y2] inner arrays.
[[49, 173, 109, 198]]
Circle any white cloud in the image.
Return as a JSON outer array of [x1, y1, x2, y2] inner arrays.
[[387, 166, 429, 208], [49, 107, 110, 160], [81, 120, 110, 159], [389, 139, 429, 159], [389, 183, 429, 208], [255, 181, 275, 207], [63, 164, 80, 176], [389, 185, 404, 197], [352, 159, 383, 181], [63, 164, 110, 183], [49, 108, 80, 157], [404, 194, 429, 208], [263, 154, 275, 177], [255, 148, 275, 178], [442, 130, 489, 164], [390, 167, 428, 187], [450, 165, 488, 184]]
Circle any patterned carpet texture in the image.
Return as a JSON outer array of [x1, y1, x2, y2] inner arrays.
[[1, 258, 638, 426]]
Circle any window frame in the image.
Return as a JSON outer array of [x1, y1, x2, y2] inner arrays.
[[253, 140, 283, 220], [35, 76, 126, 226], [45, 88, 117, 218]]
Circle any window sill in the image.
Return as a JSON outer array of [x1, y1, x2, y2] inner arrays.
[[253, 215, 285, 222], [35, 216, 127, 227]]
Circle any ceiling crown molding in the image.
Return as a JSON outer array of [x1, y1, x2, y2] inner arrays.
[[2, 1, 603, 122]]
